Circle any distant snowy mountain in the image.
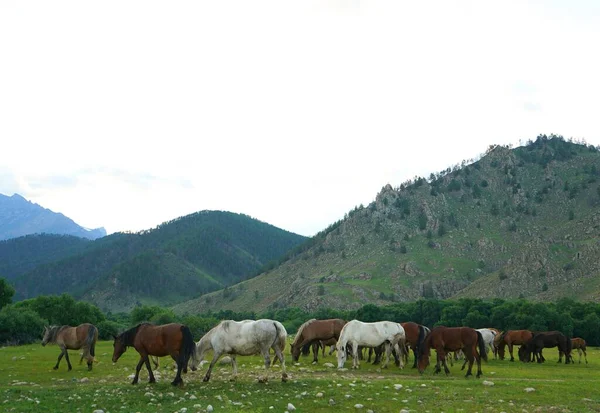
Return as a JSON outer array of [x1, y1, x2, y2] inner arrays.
[[0, 193, 106, 241]]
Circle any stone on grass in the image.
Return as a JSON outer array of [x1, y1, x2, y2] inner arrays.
[[207, 405, 214, 412], [354, 403, 364, 408], [323, 362, 335, 368], [482, 380, 495, 386], [524, 387, 536, 393], [287, 402, 296, 411]]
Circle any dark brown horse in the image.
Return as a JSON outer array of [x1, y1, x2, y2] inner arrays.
[[418, 326, 487, 378], [42, 323, 98, 371], [112, 323, 196, 386], [496, 330, 533, 361], [291, 319, 346, 363], [519, 331, 572, 364], [569, 338, 588, 364]]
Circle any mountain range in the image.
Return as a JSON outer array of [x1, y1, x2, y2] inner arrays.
[[0, 193, 106, 241], [8, 211, 307, 311], [173, 136, 600, 314]]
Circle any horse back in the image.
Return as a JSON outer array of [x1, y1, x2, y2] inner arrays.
[[136, 323, 185, 357]]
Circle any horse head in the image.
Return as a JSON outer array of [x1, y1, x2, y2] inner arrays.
[[336, 343, 348, 368], [111, 334, 127, 363], [41, 326, 50, 346], [290, 343, 302, 362]]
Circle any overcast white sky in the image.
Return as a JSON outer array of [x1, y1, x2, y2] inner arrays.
[[1, 1, 599, 236]]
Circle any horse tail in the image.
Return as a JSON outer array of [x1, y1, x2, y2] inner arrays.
[[272, 322, 282, 349], [566, 333, 572, 360], [86, 324, 98, 358], [415, 325, 426, 361], [476, 330, 488, 362], [179, 325, 196, 368]]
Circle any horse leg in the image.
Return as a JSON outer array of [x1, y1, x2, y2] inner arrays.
[[132, 357, 145, 385], [262, 348, 271, 370], [412, 347, 418, 369], [172, 358, 185, 387], [144, 357, 156, 383], [461, 357, 468, 371], [203, 351, 222, 382], [272, 342, 288, 382], [329, 345, 335, 356], [583, 348, 588, 364], [381, 342, 391, 369], [64, 349, 72, 371], [231, 355, 238, 377], [475, 346, 483, 378], [352, 341, 360, 369], [367, 347, 373, 363], [312, 342, 319, 364], [54, 348, 65, 370], [508, 344, 515, 362], [394, 342, 404, 369], [464, 347, 475, 378]]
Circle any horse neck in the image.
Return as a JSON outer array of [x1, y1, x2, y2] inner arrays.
[[197, 330, 214, 358], [120, 325, 140, 346]]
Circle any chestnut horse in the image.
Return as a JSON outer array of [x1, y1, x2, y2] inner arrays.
[[291, 319, 346, 363], [569, 338, 588, 364], [112, 323, 196, 386], [496, 330, 533, 361], [418, 326, 487, 378], [42, 323, 98, 371]]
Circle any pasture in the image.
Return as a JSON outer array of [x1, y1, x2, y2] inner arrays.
[[0, 341, 599, 413]]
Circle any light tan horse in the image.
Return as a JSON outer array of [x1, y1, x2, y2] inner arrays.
[[42, 323, 98, 371]]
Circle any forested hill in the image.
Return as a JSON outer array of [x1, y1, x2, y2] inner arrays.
[[174, 136, 600, 315], [0, 234, 90, 280], [12, 211, 306, 311]]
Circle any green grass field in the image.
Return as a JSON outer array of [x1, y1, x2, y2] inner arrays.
[[1, 342, 598, 413]]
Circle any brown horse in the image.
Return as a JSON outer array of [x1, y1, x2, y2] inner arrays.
[[291, 319, 346, 363], [569, 338, 588, 364], [112, 323, 196, 386], [519, 331, 572, 364], [417, 326, 487, 378], [42, 323, 98, 371], [496, 330, 533, 361], [401, 322, 430, 368]]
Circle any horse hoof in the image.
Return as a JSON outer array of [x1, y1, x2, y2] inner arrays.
[[131, 381, 138, 385], [202, 376, 210, 382], [53, 366, 58, 370], [149, 379, 156, 384]]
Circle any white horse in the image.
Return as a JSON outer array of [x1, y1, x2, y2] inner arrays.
[[337, 320, 405, 369], [190, 319, 288, 382]]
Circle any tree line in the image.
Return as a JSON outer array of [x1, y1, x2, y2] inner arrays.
[[1, 277, 599, 346]]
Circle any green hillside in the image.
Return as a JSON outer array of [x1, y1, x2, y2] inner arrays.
[[0, 234, 90, 280], [174, 136, 600, 314], [12, 211, 306, 311]]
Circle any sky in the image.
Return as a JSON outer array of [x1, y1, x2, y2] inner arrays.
[[1, 1, 599, 236]]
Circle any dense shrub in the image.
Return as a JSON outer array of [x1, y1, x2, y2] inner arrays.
[[0, 305, 46, 345]]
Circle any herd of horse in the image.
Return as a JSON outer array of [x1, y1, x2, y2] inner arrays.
[[39, 318, 588, 386]]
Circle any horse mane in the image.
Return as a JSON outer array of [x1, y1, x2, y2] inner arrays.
[[119, 323, 148, 346], [293, 319, 317, 346], [44, 325, 68, 344]]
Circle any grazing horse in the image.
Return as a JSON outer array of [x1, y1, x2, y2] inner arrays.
[[569, 338, 588, 364], [291, 319, 346, 363], [519, 331, 572, 364], [337, 320, 405, 369], [496, 330, 533, 361], [401, 322, 430, 368], [112, 323, 196, 386], [190, 319, 288, 382], [418, 326, 487, 378], [42, 323, 98, 371]]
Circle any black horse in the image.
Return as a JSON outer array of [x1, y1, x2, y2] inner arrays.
[[519, 331, 572, 364]]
